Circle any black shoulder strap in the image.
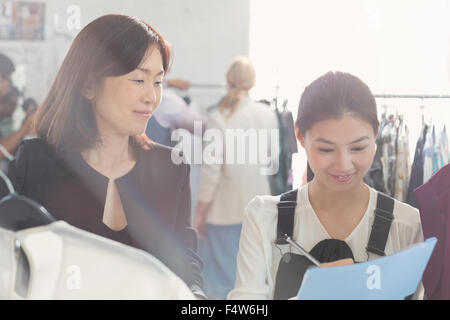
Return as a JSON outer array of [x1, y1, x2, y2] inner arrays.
[[275, 189, 298, 245], [366, 192, 395, 256]]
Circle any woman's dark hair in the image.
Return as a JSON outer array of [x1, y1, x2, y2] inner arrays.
[[34, 14, 171, 152], [1, 86, 20, 103], [296, 71, 378, 136], [22, 97, 38, 112], [295, 71, 379, 182], [0, 53, 15, 79]]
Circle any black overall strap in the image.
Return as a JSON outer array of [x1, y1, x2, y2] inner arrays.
[[275, 189, 298, 245], [366, 192, 395, 256]]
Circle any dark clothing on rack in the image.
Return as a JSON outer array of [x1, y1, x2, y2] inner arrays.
[[414, 163, 450, 300], [0, 138, 205, 298], [364, 130, 386, 193], [406, 125, 428, 208]]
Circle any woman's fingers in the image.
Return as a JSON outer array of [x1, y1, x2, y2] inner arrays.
[[319, 258, 354, 268]]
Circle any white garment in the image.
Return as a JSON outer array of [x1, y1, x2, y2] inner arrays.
[[197, 96, 279, 225], [436, 126, 449, 170], [0, 221, 195, 300], [394, 124, 410, 201], [228, 184, 424, 300], [423, 125, 434, 183]]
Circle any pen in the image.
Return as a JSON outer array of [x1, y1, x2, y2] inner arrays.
[[284, 235, 321, 267]]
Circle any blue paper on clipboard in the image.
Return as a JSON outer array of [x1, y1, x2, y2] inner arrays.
[[297, 237, 437, 300]]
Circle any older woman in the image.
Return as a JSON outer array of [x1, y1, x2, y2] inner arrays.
[[0, 14, 204, 299]]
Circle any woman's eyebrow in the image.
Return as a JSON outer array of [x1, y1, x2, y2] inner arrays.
[[314, 136, 369, 145], [136, 67, 164, 76], [349, 136, 369, 144]]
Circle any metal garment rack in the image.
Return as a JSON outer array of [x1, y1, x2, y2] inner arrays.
[[189, 85, 450, 99], [373, 94, 450, 99]]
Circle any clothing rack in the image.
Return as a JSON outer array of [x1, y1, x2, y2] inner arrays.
[[188, 84, 450, 99], [374, 94, 450, 99], [189, 84, 225, 89]]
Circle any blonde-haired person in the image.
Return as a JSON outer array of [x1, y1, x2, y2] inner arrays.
[[194, 57, 279, 299]]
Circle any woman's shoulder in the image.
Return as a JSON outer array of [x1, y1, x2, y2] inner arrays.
[[246, 186, 308, 220], [14, 138, 59, 166], [17, 137, 54, 153], [369, 187, 422, 231], [245, 193, 281, 225], [392, 197, 422, 229], [138, 142, 189, 176], [140, 142, 185, 163]]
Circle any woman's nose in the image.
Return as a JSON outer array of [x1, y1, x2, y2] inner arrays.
[[142, 85, 156, 106], [335, 151, 354, 172]]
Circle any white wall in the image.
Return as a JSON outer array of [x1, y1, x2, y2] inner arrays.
[[1, 0, 250, 112], [249, 0, 450, 188]]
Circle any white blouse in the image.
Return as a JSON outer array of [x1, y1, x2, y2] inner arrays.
[[228, 184, 424, 300]]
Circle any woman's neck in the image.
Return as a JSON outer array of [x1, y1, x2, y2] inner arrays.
[[308, 179, 369, 214], [82, 133, 134, 174]]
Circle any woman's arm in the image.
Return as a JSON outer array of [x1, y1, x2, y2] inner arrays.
[[172, 163, 206, 299], [194, 201, 210, 240]]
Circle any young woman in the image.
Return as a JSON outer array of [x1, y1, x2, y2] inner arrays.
[[0, 14, 204, 298], [228, 71, 424, 300]]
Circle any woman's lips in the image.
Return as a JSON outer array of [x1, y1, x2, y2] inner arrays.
[[330, 174, 355, 183], [133, 110, 151, 119]]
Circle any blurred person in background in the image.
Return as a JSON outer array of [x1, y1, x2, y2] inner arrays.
[[195, 56, 279, 299], [0, 86, 34, 162]]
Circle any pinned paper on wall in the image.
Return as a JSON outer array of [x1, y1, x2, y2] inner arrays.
[[0, 1, 45, 41]]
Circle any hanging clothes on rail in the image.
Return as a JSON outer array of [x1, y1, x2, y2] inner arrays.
[[394, 120, 410, 202], [363, 116, 387, 193], [381, 116, 398, 197], [406, 125, 429, 208], [423, 125, 435, 183], [435, 125, 449, 172]]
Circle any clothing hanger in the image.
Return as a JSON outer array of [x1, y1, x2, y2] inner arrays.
[[0, 146, 58, 299], [0, 147, 56, 232], [420, 97, 430, 141]]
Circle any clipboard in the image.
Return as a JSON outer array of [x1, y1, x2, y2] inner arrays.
[[297, 237, 437, 300]]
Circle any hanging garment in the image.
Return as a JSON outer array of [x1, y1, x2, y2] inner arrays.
[[269, 105, 298, 195], [0, 221, 195, 299], [414, 163, 450, 300], [381, 119, 397, 196], [394, 124, 410, 201], [435, 126, 449, 171], [432, 126, 440, 174], [423, 125, 435, 183], [406, 125, 428, 208], [363, 120, 386, 193]]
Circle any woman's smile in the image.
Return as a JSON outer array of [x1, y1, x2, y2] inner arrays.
[[329, 173, 355, 183], [133, 110, 152, 119]]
